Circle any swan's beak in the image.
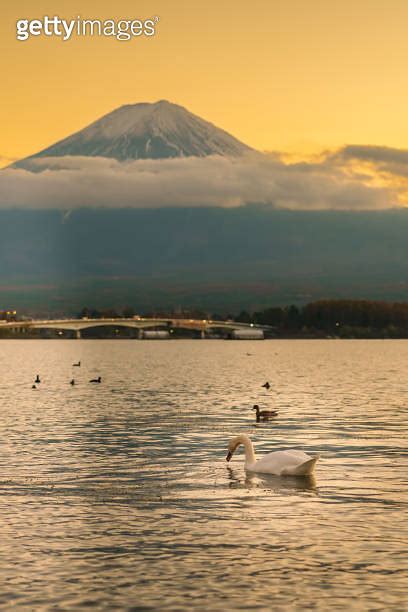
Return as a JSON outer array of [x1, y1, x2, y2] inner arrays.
[[226, 451, 232, 462]]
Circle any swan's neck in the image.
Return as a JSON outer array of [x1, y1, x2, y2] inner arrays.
[[240, 436, 256, 465]]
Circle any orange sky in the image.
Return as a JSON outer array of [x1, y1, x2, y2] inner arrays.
[[2, 0, 408, 166]]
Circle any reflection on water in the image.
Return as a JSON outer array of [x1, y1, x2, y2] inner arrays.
[[0, 339, 406, 610], [227, 466, 318, 493]]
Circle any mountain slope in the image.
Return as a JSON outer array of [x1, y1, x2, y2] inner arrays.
[[14, 100, 254, 168], [0, 208, 407, 313]]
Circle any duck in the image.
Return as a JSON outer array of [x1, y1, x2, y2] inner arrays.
[[73, 361, 81, 367], [89, 376, 102, 383], [261, 381, 271, 389], [70, 379, 75, 386], [252, 405, 278, 421], [32, 384, 37, 389], [225, 434, 319, 476], [35, 375, 41, 384]]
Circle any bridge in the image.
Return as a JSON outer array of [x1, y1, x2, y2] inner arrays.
[[0, 317, 269, 339]]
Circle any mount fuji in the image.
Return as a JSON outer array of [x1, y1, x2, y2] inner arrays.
[[5, 101, 408, 313], [14, 100, 254, 169]]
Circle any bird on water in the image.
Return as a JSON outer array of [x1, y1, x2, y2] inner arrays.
[[35, 375, 40, 384], [261, 381, 270, 389], [73, 361, 81, 367], [252, 404, 278, 421], [89, 376, 102, 383], [226, 434, 319, 476]]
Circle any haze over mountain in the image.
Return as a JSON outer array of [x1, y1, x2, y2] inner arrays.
[[14, 100, 254, 169]]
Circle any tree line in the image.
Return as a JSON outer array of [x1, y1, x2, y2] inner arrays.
[[236, 300, 408, 337], [77, 300, 408, 338]]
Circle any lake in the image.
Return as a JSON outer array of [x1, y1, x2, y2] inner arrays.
[[0, 339, 406, 610]]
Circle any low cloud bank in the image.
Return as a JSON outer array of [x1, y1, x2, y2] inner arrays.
[[0, 150, 403, 210]]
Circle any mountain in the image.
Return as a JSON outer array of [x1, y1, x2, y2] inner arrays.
[[14, 100, 254, 168], [0, 208, 407, 314], [7, 102, 407, 314]]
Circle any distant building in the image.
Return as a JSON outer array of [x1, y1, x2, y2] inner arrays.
[[231, 328, 264, 340], [142, 330, 170, 339], [0, 309, 17, 321]]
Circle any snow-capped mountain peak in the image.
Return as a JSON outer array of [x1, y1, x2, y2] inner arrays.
[[15, 100, 254, 167]]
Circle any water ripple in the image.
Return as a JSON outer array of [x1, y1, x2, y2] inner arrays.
[[0, 339, 406, 610]]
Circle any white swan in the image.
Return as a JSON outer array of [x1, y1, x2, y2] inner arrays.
[[226, 434, 319, 476]]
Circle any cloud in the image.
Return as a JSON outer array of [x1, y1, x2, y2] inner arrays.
[[328, 145, 408, 204], [0, 151, 399, 210], [335, 145, 408, 167]]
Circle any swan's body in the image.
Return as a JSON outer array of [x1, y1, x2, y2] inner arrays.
[[226, 434, 318, 476]]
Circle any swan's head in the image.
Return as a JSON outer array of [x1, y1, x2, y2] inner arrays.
[[226, 434, 251, 461], [252, 405, 260, 412]]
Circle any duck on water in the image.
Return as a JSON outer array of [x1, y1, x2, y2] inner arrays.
[[252, 405, 278, 421]]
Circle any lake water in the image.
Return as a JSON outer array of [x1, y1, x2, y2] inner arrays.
[[0, 339, 406, 610]]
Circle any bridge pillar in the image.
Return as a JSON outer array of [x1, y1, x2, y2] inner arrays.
[[75, 329, 81, 339], [200, 329, 206, 339]]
